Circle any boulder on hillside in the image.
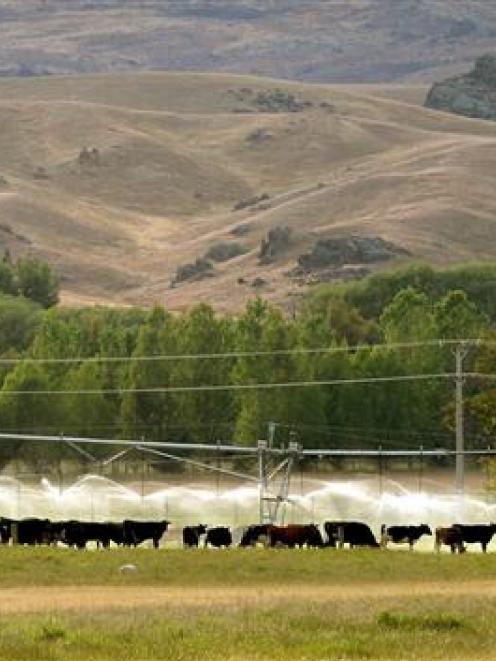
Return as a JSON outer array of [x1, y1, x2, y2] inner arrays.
[[297, 236, 409, 271], [233, 193, 270, 211], [230, 223, 252, 237], [259, 226, 292, 264], [171, 258, 214, 287], [205, 242, 247, 262], [228, 88, 313, 113], [425, 54, 496, 119], [78, 146, 101, 166]]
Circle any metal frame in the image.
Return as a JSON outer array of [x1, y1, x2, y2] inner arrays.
[[0, 431, 495, 523]]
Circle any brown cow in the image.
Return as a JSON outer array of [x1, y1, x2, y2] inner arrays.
[[435, 526, 466, 554], [269, 524, 323, 548]]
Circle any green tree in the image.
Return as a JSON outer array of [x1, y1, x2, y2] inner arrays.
[[0, 362, 58, 467], [15, 256, 59, 308], [61, 362, 115, 442], [434, 290, 488, 340], [173, 304, 235, 442], [0, 260, 15, 296], [0, 295, 42, 354], [380, 287, 436, 343], [120, 306, 180, 441], [233, 299, 299, 444]]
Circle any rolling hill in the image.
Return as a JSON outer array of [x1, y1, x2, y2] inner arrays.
[[0, 1, 496, 83], [1, 71, 496, 311]]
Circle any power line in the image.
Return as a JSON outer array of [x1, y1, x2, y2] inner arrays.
[[0, 372, 464, 396], [0, 338, 484, 366]]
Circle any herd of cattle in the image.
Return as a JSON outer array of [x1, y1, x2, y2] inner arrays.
[[1, 517, 496, 553]]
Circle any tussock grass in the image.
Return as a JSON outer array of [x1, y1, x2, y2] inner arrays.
[[0, 601, 492, 660], [377, 610, 465, 632]]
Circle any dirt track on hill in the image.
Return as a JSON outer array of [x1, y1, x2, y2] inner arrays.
[[2, 580, 496, 614]]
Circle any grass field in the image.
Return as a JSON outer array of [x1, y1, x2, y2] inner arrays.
[[0, 548, 495, 659]]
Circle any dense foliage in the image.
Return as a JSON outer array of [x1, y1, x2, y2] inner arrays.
[[0, 252, 59, 308], [2, 262, 496, 468]]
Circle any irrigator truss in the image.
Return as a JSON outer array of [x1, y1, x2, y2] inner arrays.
[[0, 431, 495, 525]]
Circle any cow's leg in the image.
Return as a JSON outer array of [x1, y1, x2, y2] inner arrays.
[[409, 539, 414, 551], [482, 542, 487, 553], [450, 544, 456, 553], [153, 538, 159, 549]]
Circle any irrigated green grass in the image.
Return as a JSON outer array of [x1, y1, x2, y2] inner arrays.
[[0, 548, 495, 659], [0, 546, 494, 586]]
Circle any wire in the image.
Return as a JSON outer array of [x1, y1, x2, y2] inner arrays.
[[0, 372, 461, 396], [0, 338, 482, 365]]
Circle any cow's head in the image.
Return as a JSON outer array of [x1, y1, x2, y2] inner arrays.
[[420, 524, 432, 536], [490, 523, 496, 534], [197, 524, 207, 535]]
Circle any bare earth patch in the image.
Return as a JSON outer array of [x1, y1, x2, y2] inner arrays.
[[3, 580, 496, 614]]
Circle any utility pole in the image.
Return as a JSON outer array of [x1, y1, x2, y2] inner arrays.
[[267, 421, 276, 448], [257, 439, 268, 523], [455, 342, 469, 493]]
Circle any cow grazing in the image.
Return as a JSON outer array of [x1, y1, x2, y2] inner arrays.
[[0, 517, 15, 544], [60, 521, 124, 549], [269, 524, 324, 548], [16, 518, 53, 545], [381, 524, 432, 550], [183, 525, 207, 548], [205, 527, 232, 548], [123, 520, 170, 548], [324, 521, 379, 548], [451, 524, 496, 553], [435, 526, 465, 554], [239, 524, 272, 547]]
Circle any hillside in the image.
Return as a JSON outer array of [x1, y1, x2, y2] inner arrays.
[[0, 1, 495, 83], [1, 71, 496, 310]]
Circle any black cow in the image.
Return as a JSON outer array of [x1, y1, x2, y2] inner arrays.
[[239, 524, 272, 547], [183, 524, 207, 548], [435, 526, 465, 554], [0, 517, 15, 544], [205, 527, 232, 548], [452, 524, 496, 553], [59, 521, 124, 549], [16, 518, 53, 545], [123, 520, 170, 548], [324, 521, 379, 548], [269, 524, 324, 548], [381, 524, 432, 550]]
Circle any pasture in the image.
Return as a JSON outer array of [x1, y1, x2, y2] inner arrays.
[[0, 549, 495, 659]]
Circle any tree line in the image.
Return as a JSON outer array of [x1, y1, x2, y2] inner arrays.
[[2, 262, 496, 468]]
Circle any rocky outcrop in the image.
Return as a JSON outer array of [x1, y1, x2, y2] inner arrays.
[[233, 193, 270, 211], [259, 226, 292, 264], [228, 88, 313, 113], [78, 146, 101, 166], [425, 54, 496, 119], [171, 258, 214, 287], [287, 235, 408, 286], [297, 236, 408, 272], [205, 242, 246, 262]]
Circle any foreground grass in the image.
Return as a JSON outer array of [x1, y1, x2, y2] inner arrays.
[[0, 597, 495, 660], [0, 548, 495, 659]]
